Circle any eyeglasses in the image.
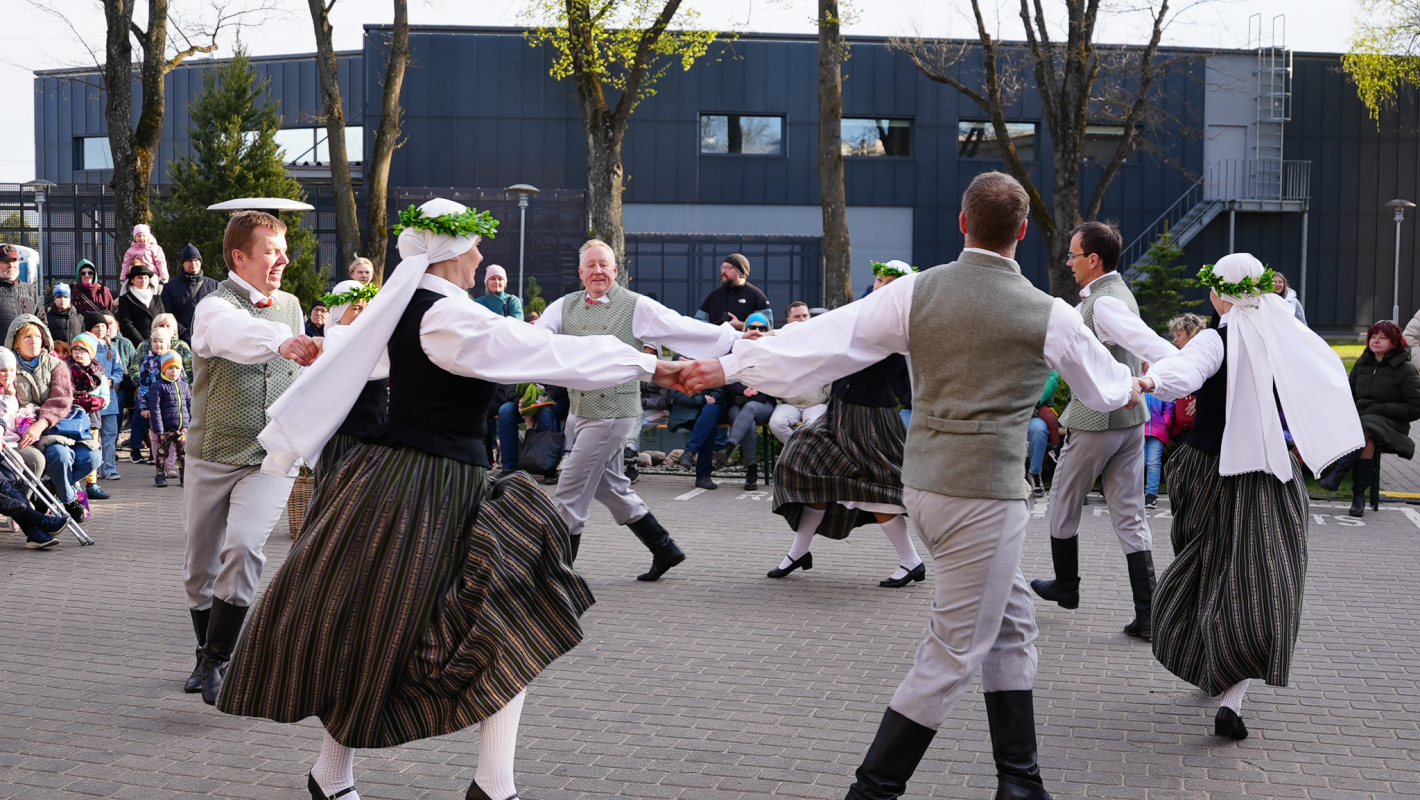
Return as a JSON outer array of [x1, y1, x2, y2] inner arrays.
[[1065, 251, 1093, 263], [747, 324, 768, 332]]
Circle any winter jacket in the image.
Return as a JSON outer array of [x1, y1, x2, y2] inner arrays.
[[46, 303, 85, 344], [147, 375, 192, 435], [120, 240, 169, 284], [780, 383, 831, 410], [92, 338, 125, 417], [6, 314, 73, 428], [128, 340, 194, 387], [67, 357, 107, 421], [724, 382, 776, 409], [668, 386, 724, 432], [474, 291, 524, 320], [1143, 394, 1175, 445], [0, 279, 41, 341], [115, 288, 165, 346], [1350, 346, 1420, 459], [159, 270, 218, 343], [71, 260, 116, 315]]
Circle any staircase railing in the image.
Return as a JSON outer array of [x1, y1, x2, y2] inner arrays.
[[1120, 177, 1204, 270], [1207, 159, 1311, 201]]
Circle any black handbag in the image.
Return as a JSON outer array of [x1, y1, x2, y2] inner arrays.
[[516, 428, 564, 475]]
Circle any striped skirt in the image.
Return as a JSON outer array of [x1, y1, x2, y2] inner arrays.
[[1152, 444, 1308, 695], [218, 442, 594, 749], [311, 431, 362, 487], [772, 399, 905, 540]]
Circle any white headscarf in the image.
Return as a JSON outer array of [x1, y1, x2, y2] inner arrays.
[[325, 280, 367, 329], [258, 198, 479, 474], [1214, 253, 1363, 481]]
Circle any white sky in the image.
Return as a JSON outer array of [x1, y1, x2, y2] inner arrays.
[[0, 0, 1356, 183]]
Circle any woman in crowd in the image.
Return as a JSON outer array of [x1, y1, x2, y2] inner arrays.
[[1026, 370, 1059, 498], [7, 314, 96, 521], [311, 279, 385, 485], [115, 262, 165, 346], [474, 265, 523, 320], [1135, 254, 1362, 740], [717, 313, 776, 491], [71, 260, 116, 315], [1318, 319, 1420, 516], [128, 313, 194, 378], [1273, 272, 1307, 326], [85, 312, 125, 480], [347, 256, 375, 284], [767, 261, 924, 588], [219, 198, 675, 800]]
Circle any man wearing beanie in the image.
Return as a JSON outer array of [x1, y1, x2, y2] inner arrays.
[[697, 252, 770, 331], [473, 264, 524, 319], [46, 283, 84, 344], [161, 243, 218, 344]]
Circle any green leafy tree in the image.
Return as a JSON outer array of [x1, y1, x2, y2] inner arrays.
[[525, 275, 546, 315], [1342, 0, 1420, 119], [1129, 231, 1196, 333], [153, 48, 330, 308]]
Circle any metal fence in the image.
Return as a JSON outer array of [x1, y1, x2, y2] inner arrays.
[[625, 234, 823, 318]]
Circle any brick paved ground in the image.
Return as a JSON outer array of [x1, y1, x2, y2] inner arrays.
[[0, 463, 1416, 799]]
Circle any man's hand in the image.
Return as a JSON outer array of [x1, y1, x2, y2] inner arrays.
[[744, 387, 759, 397], [653, 360, 689, 393], [705, 395, 717, 404], [742, 328, 766, 340], [682, 359, 727, 393], [726, 313, 745, 331], [279, 335, 322, 366], [1124, 376, 1153, 410], [19, 419, 46, 449]]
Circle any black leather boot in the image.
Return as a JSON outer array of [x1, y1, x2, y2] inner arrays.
[[1029, 537, 1080, 609], [184, 607, 211, 693], [1318, 449, 1360, 492], [844, 707, 936, 800], [1122, 551, 1156, 640], [567, 534, 581, 564], [744, 464, 758, 491], [984, 691, 1054, 800], [626, 513, 685, 581], [1350, 457, 1372, 517], [199, 598, 249, 705]]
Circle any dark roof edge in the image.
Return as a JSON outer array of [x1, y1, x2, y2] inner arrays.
[[34, 49, 363, 78]]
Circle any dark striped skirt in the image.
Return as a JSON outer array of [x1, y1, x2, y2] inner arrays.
[[218, 442, 594, 749], [772, 399, 905, 540], [312, 431, 362, 486], [1152, 444, 1308, 695]]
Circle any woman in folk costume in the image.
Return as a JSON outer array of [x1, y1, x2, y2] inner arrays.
[[766, 259, 925, 588], [218, 198, 675, 800], [310, 279, 385, 485], [1134, 254, 1362, 740]]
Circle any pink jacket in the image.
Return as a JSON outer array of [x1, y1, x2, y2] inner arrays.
[[119, 228, 169, 284], [1144, 394, 1174, 444]]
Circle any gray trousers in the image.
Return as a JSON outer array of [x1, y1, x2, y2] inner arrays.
[[555, 415, 649, 538], [890, 488, 1039, 729], [182, 456, 295, 610], [1046, 425, 1153, 554]]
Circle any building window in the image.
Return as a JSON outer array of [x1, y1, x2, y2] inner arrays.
[[1081, 125, 1136, 163], [699, 115, 783, 155], [73, 136, 114, 171], [841, 118, 911, 157], [270, 127, 364, 166], [957, 121, 1036, 161]]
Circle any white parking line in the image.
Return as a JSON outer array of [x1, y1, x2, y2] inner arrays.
[[675, 488, 706, 501]]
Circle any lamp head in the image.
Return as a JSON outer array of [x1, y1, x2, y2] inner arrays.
[[1387, 198, 1416, 222]]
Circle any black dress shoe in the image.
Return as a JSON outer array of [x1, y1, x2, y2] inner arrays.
[[879, 562, 926, 588], [308, 772, 358, 799], [767, 552, 812, 578], [465, 777, 518, 800], [1214, 707, 1248, 740]]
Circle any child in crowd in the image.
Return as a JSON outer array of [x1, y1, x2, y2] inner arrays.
[[119, 224, 169, 287], [147, 351, 189, 487], [0, 347, 71, 548], [67, 332, 112, 501], [132, 329, 173, 464], [1142, 390, 1175, 509]]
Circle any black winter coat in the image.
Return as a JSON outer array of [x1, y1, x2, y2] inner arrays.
[[1350, 346, 1420, 459], [116, 290, 165, 346], [160, 272, 218, 343], [0, 280, 41, 341], [46, 305, 85, 344]]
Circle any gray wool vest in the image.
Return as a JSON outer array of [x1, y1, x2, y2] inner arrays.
[[560, 284, 644, 419], [188, 281, 303, 466], [902, 250, 1055, 501], [1058, 272, 1147, 431]]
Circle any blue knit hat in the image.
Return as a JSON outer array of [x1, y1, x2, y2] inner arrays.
[[52, 283, 70, 299], [180, 243, 202, 263], [745, 312, 771, 330]]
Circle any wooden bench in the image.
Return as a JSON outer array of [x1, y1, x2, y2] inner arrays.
[[648, 422, 782, 485]]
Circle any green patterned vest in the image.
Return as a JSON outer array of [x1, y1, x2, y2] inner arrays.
[[1058, 272, 1148, 431], [561, 284, 644, 419], [188, 280, 303, 466]]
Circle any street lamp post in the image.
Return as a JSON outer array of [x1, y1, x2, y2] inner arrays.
[[21, 180, 57, 287], [506, 184, 541, 300], [1386, 199, 1416, 323]]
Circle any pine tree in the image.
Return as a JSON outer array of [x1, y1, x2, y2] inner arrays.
[[153, 48, 329, 308], [1130, 231, 1197, 333], [525, 275, 546, 315]]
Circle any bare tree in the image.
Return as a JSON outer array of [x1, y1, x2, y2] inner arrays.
[[306, 0, 362, 269], [893, 0, 1171, 300], [817, 0, 852, 309], [364, 0, 410, 279]]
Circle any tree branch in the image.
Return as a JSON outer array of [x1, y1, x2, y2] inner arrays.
[[613, 0, 683, 129]]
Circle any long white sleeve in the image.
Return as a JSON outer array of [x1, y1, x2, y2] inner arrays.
[[1143, 328, 1224, 401], [1044, 300, 1135, 412], [420, 291, 657, 390], [190, 295, 295, 363], [631, 296, 740, 359], [1091, 295, 1178, 364], [534, 297, 566, 334]]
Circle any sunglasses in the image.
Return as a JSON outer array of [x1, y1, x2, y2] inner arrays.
[[747, 324, 768, 332]]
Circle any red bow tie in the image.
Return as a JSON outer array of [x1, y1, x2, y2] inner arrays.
[[254, 298, 274, 308]]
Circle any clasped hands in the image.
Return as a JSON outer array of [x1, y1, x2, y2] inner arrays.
[[279, 335, 323, 367], [653, 359, 727, 394], [1126, 375, 1156, 410]]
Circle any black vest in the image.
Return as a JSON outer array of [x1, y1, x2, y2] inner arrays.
[[832, 354, 906, 408], [337, 379, 389, 438], [363, 288, 498, 465]]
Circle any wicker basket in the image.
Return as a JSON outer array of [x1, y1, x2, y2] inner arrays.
[[287, 473, 315, 539]]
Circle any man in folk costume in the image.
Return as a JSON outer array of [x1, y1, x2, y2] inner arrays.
[[679, 172, 1137, 800], [182, 210, 322, 705], [1029, 221, 1177, 640], [534, 240, 739, 580]]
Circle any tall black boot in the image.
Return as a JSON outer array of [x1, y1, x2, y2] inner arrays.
[[626, 513, 685, 581], [199, 598, 249, 706], [567, 533, 581, 564], [744, 464, 759, 491], [184, 607, 211, 693], [1122, 551, 1156, 640], [844, 707, 936, 800], [1350, 457, 1373, 517], [984, 691, 1054, 800], [1029, 537, 1080, 609], [1318, 449, 1360, 492]]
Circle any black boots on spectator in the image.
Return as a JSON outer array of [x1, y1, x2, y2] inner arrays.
[[1350, 457, 1373, 517], [1318, 449, 1360, 492], [198, 598, 248, 705], [185, 607, 211, 693], [1123, 551, 1156, 640], [626, 513, 685, 582], [1030, 537, 1080, 609], [744, 464, 758, 491], [984, 691, 1054, 800], [844, 708, 936, 800]]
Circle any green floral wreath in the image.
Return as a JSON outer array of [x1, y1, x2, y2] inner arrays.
[[319, 282, 380, 309], [871, 260, 919, 278], [1197, 262, 1276, 296], [391, 205, 500, 239]]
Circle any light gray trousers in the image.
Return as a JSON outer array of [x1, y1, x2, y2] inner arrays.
[[1046, 425, 1153, 554], [554, 415, 649, 538], [889, 488, 1039, 730], [182, 456, 295, 610]]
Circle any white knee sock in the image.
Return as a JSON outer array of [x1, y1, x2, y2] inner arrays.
[[475, 690, 526, 800], [312, 729, 359, 798], [779, 506, 825, 569], [1219, 679, 1251, 713], [879, 514, 923, 579]]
